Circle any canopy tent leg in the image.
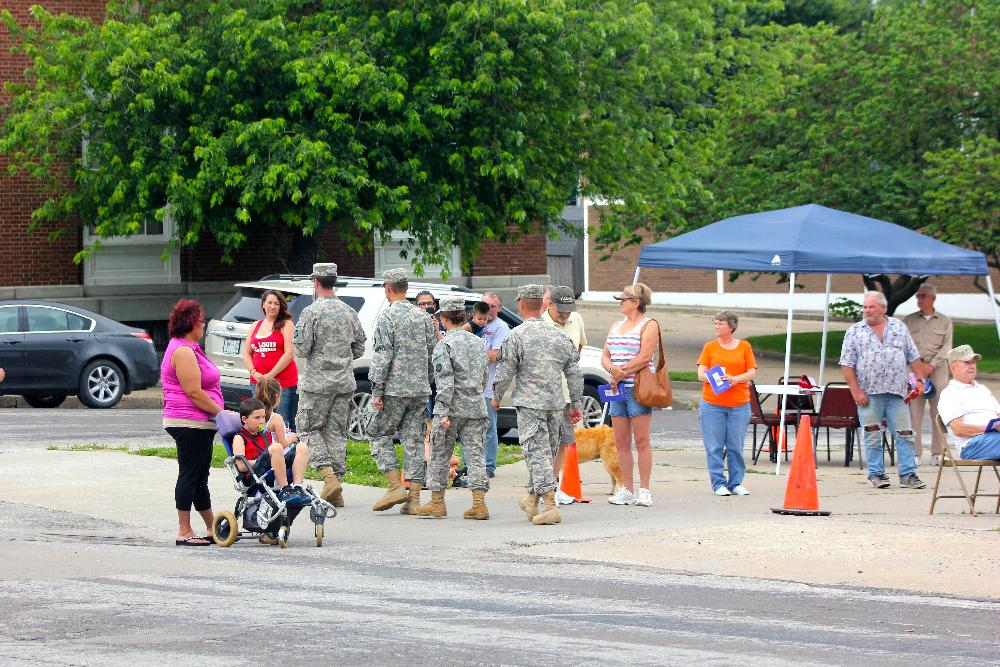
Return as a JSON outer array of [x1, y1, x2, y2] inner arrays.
[[818, 274, 832, 387], [776, 273, 796, 475], [633, 267, 641, 286], [987, 275, 1000, 342]]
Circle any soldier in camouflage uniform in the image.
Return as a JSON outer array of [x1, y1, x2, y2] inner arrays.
[[493, 284, 584, 525], [368, 268, 438, 514], [294, 263, 366, 507], [413, 296, 491, 519]]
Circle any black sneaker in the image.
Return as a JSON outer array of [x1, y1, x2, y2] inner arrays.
[[869, 473, 891, 489], [900, 474, 926, 489]]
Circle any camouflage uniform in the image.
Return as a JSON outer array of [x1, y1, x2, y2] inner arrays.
[[368, 284, 438, 484], [494, 291, 583, 496], [428, 320, 490, 492], [294, 282, 366, 481]]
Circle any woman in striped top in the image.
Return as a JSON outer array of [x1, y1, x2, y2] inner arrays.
[[601, 283, 660, 508]]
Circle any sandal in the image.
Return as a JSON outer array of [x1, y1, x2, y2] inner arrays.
[[175, 536, 212, 547]]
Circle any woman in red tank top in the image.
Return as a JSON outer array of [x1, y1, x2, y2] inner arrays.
[[242, 290, 299, 430]]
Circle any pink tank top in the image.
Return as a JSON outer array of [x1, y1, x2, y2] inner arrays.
[[161, 338, 223, 421]]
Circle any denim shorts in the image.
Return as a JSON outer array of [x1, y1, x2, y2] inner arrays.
[[607, 384, 653, 419]]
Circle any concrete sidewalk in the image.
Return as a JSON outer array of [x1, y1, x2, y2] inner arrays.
[[7, 436, 999, 600]]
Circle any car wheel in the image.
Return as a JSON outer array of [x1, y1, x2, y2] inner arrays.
[[582, 384, 609, 428], [22, 394, 68, 409], [78, 359, 125, 408], [350, 380, 375, 440]]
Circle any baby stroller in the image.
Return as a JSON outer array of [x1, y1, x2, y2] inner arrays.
[[211, 412, 337, 548]]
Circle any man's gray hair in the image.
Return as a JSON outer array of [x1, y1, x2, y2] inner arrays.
[[483, 291, 503, 304], [917, 283, 937, 296], [543, 285, 555, 296], [863, 290, 887, 307]]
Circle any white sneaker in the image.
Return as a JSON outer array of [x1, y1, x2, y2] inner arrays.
[[634, 488, 653, 507], [608, 487, 636, 505], [914, 455, 922, 467], [731, 485, 750, 496], [931, 454, 942, 466], [714, 486, 732, 496], [555, 490, 576, 506]]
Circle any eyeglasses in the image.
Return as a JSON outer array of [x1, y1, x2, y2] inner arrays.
[[416, 301, 435, 308], [613, 295, 637, 302]]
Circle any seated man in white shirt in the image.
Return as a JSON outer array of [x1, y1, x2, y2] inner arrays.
[[936, 345, 1000, 460]]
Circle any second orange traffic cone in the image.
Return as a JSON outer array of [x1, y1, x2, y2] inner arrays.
[[559, 442, 591, 503], [771, 415, 831, 516]]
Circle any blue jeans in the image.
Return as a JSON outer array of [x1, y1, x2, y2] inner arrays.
[[277, 386, 298, 433], [960, 431, 1000, 460], [484, 397, 499, 474], [857, 393, 916, 478], [607, 384, 653, 418], [699, 400, 750, 491]]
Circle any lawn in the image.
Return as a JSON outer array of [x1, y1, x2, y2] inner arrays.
[[109, 439, 525, 487], [746, 323, 999, 374]]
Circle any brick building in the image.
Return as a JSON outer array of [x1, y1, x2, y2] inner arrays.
[[0, 2, 548, 334]]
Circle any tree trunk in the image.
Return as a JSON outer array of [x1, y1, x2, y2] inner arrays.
[[287, 228, 319, 275], [861, 274, 926, 316]]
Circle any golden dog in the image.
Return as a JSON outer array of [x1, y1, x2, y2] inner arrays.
[[572, 425, 623, 495]]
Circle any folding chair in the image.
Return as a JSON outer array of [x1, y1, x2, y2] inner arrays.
[[748, 382, 797, 465], [811, 383, 859, 465], [928, 415, 1000, 517]]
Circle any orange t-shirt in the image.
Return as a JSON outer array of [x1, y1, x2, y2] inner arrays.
[[697, 339, 757, 407]]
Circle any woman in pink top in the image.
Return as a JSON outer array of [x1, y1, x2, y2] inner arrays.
[[161, 299, 224, 546]]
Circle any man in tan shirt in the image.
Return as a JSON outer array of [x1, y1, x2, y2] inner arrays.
[[902, 283, 953, 465]]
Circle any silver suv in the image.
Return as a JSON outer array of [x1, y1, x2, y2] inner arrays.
[[205, 275, 610, 438]]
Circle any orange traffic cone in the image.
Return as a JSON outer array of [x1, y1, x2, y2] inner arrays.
[[771, 415, 831, 516], [559, 442, 591, 503]]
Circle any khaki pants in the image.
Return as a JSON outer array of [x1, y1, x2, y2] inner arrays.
[[908, 364, 948, 457]]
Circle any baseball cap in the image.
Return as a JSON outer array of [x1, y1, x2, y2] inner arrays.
[[550, 285, 576, 312], [516, 284, 545, 301], [946, 344, 981, 364], [311, 263, 338, 279]]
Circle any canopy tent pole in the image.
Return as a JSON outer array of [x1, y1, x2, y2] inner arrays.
[[633, 267, 641, 286], [776, 273, 796, 475], [987, 275, 1000, 341], [818, 273, 832, 387]]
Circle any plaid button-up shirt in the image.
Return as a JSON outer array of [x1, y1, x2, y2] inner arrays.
[[839, 317, 920, 397]]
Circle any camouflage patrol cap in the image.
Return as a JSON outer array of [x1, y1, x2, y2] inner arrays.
[[311, 263, 338, 279], [382, 268, 409, 285], [516, 284, 545, 301], [436, 296, 465, 314]]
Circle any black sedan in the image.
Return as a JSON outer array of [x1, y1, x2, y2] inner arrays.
[[0, 300, 160, 408]]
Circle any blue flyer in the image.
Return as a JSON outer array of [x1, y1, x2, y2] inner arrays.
[[706, 365, 731, 395], [597, 384, 627, 403]]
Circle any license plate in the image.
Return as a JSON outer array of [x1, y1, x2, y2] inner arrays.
[[222, 337, 241, 355]]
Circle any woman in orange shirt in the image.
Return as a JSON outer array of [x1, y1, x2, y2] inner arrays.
[[696, 311, 757, 496]]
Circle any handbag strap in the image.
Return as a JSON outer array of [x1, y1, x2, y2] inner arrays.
[[639, 319, 666, 372]]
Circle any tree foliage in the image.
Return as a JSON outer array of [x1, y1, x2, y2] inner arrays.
[[1, 0, 724, 273]]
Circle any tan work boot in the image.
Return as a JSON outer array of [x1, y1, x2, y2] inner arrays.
[[463, 489, 490, 520], [399, 481, 423, 515], [531, 490, 561, 525], [519, 494, 539, 520], [413, 490, 447, 518], [319, 467, 344, 507], [372, 470, 408, 511]]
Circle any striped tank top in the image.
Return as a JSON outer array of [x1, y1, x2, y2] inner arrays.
[[606, 318, 654, 387]]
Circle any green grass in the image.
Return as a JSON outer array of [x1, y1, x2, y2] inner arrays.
[[669, 370, 699, 383], [746, 323, 999, 373], [47, 444, 129, 452]]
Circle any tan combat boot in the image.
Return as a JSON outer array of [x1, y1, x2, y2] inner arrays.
[[371, 470, 408, 511], [463, 490, 490, 520], [319, 467, 344, 507], [413, 490, 447, 518], [519, 494, 539, 520], [531, 490, 561, 525], [399, 481, 423, 515]]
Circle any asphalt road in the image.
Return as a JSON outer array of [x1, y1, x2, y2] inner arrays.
[[2, 499, 998, 666], [1, 407, 710, 452]]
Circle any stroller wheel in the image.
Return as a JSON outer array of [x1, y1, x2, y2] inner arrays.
[[213, 511, 238, 547], [314, 522, 324, 547], [278, 525, 289, 549]]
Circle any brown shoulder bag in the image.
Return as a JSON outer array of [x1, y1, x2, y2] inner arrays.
[[633, 319, 672, 408]]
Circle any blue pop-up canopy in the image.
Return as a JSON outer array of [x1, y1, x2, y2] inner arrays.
[[638, 204, 989, 275], [633, 204, 998, 475]]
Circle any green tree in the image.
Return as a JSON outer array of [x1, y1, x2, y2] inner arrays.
[[1, 0, 721, 274]]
